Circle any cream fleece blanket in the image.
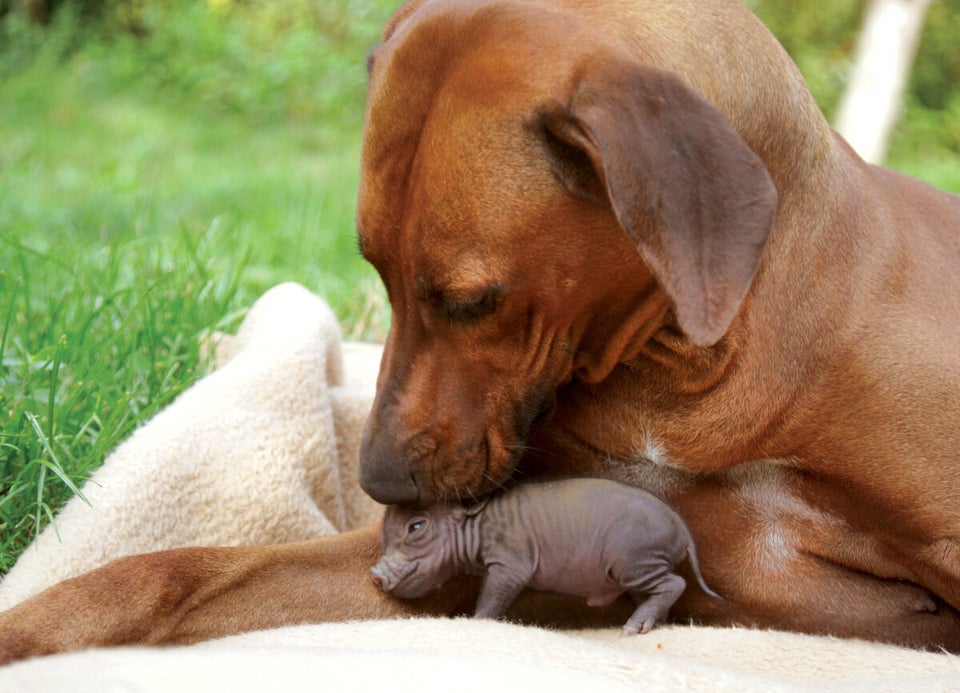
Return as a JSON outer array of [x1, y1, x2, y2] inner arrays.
[[1, 282, 959, 692]]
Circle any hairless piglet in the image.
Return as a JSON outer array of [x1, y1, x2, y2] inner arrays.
[[370, 478, 722, 635]]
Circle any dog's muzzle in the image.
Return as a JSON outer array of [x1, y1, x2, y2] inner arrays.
[[359, 425, 423, 505]]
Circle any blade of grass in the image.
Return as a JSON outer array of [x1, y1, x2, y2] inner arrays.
[[46, 334, 66, 441], [37, 500, 59, 542], [24, 412, 90, 507], [0, 271, 16, 369], [0, 483, 26, 512], [32, 454, 46, 541]]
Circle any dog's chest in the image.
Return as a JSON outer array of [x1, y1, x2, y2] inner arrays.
[[552, 366, 765, 474], [598, 453, 845, 574], [540, 392, 864, 580]]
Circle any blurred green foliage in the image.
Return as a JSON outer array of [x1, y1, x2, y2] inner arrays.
[[0, 0, 398, 569], [750, 0, 960, 188], [3, 0, 957, 187], [749, 0, 862, 116], [0, 0, 398, 132]]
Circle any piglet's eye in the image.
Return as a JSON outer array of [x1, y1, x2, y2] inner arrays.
[[408, 521, 425, 534]]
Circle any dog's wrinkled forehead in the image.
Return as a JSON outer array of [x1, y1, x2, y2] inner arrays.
[[357, 24, 654, 389], [357, 1, 593, 262], [369, 0, 577, 74]]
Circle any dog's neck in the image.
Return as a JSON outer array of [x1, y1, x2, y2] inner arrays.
[[539, 302, 806, 474]]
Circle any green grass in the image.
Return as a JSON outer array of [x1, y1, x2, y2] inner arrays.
[[0, 1, 395, 572], [1, 0, 959, 577], [0, 240, 247, 567]]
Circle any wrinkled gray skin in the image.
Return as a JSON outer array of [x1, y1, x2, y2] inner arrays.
[[370, 478, 722, 635]]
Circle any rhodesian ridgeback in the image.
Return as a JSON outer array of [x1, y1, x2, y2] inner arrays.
[[2, 0, 960, 662]]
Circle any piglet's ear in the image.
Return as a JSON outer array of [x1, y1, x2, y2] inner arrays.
[[464, 497, 490, 517], [450, 498, 488, 522], [539, 54, 778, 346]]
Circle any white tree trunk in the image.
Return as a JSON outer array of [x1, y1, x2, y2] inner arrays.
[[834, 0, 933, 164]]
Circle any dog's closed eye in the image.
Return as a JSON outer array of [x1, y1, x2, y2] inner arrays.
[[417, 280, 504, 324], [443, 290, 501, 323]]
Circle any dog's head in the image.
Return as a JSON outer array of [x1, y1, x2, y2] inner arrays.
[[356, 0, 778, 504]]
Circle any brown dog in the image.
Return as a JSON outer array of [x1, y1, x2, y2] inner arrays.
[[1, 0, 960, 662]]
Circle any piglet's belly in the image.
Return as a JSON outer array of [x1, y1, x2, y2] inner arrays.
[[528, 567, 623, 606], [586, 590, 626, 607]]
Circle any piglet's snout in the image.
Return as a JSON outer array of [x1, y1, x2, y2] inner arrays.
[[369, 562, 391, 592], [369, 568, 384, 589], [370, 556, 412, 594], [370, 555, 426, 598]]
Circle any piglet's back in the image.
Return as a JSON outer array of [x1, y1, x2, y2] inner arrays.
[[488, 478, 680, 529], [480, 478, 688, 584]]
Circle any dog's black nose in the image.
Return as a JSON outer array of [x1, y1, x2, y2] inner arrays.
[[359, 457, 421, 504], [359, 420, 423, 504]]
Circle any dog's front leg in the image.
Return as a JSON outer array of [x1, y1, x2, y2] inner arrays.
[[0, 523, 474, 664]]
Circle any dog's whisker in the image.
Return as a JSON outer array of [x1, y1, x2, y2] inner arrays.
[[509, 468, 533, 481], [498, 443, 558, 458], [480, 471, 511, 493]]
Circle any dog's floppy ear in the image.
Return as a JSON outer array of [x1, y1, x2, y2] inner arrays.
[[539, 55, 778, 346]]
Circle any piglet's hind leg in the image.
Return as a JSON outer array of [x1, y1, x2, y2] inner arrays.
[[622, 573, 686, 636]]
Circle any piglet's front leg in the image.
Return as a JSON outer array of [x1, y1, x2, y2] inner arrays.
[[474, 565, 529, 619]]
